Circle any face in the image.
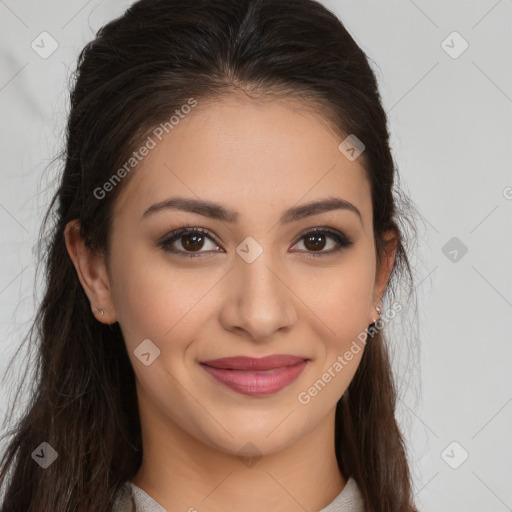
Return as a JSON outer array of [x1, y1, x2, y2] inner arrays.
[[69, 94, 395, 457]]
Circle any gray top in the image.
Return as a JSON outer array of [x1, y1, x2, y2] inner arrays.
[[112, 477, 364, 511]]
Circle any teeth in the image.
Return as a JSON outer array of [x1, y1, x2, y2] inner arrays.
[[221, 367, 283, 373], [239, 368, 281, 373]]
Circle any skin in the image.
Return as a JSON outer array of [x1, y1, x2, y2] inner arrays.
[[65, 93, 396, 512]]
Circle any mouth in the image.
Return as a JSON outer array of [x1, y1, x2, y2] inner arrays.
[[199, 354, 310, 396]]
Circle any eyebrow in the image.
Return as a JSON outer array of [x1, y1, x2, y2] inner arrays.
[[140, 196, 362, 225]]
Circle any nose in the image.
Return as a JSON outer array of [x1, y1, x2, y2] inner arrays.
[[219, 253, 297, 342]]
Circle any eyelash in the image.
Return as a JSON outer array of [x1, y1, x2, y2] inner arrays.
[[156, 224, 354, 259]]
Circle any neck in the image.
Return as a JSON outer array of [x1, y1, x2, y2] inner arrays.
[[131, 399, 346, 512]]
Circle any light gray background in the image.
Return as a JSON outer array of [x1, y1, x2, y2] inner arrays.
[[0, 1, 511, 511]]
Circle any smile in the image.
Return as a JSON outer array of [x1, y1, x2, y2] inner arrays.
[[199, 355, 310, 396]]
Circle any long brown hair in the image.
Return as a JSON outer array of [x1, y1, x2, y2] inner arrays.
[[0, 1, 419, 510]]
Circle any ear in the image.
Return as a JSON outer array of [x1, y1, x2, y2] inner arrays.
[[371, 229, 398, 323], [64, 220, 117, 325]]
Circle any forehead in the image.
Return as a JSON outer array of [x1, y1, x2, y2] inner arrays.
[[113, 95, 372, 225]]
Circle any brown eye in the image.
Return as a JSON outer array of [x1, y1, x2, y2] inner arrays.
[[157, 226, 353, 259], [292, 228, 353, 257], [181, 232, 206, 251], [157, 228, 221, 257], [303, 232, 328, 251]]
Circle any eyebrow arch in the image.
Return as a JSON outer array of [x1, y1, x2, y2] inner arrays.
[[140, 196, 362, 225]]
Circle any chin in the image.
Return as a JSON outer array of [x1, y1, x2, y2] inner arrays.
[[196, 418, 305, 457]]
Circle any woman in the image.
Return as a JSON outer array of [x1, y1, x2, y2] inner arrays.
[[0, 0, 419, 510]]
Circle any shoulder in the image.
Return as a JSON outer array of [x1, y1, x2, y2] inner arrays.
[[319, 477, 365, 512], [114, 478, 363, 512], [113, 481, 167, 512], [112, 481, 136, 512]]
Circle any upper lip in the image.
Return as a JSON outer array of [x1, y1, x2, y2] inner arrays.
[[199, 354, 309, 371]]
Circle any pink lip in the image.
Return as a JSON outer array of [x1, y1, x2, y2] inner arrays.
[[199, 355, 310, 396]]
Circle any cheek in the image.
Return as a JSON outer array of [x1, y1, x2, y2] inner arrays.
[[294, 262, 373, 407], [295, 249, 375, 332], [295, 249, 375, 391], [110, 250, 241, 389], [109, 245, 206, 350]]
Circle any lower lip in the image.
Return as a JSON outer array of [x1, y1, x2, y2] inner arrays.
[[200, 360, 309, 396]]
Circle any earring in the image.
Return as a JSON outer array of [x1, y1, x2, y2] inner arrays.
[[96, 307, 104, 315], [368, 304, 382, 337], [371, 305, 382, 323]]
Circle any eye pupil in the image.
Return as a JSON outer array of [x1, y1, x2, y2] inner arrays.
[[182, 233, 205, 251], [304, 233, 326, 251]]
